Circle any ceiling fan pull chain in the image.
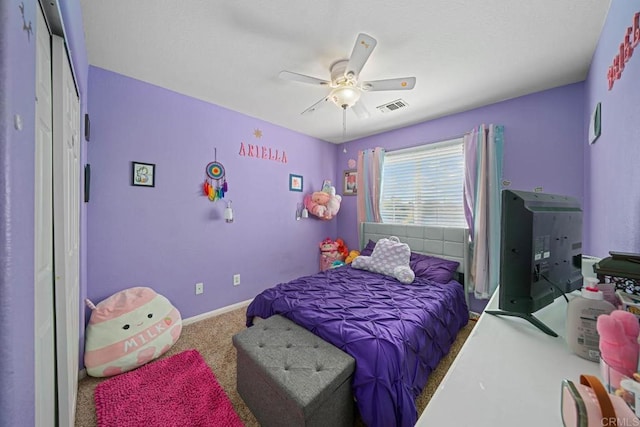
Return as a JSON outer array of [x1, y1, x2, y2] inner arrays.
[[343, 106, 347, 142]]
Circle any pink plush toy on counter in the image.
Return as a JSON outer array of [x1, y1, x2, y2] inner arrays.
[[597, 309, 640, 390]]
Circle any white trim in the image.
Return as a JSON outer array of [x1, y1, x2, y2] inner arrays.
[[39, 0, 80, 98], [181, 298, 254, 326]]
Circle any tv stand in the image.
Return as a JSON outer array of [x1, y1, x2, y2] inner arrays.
[[485, 309, 558, 337]]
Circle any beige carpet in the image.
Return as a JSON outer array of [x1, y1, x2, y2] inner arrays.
[[75, 305, 475, 426]]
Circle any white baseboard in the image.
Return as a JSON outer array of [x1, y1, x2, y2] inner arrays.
[[181, 298, 253, 326]]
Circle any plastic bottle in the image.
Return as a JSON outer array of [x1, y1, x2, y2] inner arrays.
[[585, 277, 619, 308], [566, 283, 616, 362]]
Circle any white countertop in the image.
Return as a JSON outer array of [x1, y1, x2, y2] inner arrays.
[[417, 290, 600, 426]]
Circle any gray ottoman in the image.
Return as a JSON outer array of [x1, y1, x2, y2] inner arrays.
[[232, 315, 355, 427]]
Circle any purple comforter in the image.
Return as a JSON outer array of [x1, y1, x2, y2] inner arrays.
[[246, 265, 469, 427]]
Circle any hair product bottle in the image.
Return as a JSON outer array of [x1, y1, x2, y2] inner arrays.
[[566, 283, 616, 362]]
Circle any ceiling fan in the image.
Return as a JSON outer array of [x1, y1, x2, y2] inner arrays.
[[279, 33, 416, 120]]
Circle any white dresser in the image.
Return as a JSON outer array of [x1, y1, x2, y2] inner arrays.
[[417, 290, 600, 426]]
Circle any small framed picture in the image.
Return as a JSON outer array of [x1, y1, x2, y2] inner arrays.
[[131, 162, 155, 187], [343, 169, 357, 196], [289, 174, 303, 192]]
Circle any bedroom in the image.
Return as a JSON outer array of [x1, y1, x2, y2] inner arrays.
[[1, 0, 639, 426]]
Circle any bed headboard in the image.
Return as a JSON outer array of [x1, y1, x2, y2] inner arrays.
[[360, 222, 470, 285]]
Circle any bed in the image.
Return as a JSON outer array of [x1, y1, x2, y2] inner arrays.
[[245, 223, 470, 427]]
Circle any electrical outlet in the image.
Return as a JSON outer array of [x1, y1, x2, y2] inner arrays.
[[233, 274, 240, 286], [195, 282, 204, 295]]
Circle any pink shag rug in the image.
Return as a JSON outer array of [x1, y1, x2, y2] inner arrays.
[[94, 349, 243, 427]]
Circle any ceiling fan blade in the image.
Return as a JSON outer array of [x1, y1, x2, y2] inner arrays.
[[301, 96, 330, 115], [351, 100, 370, 119], [361, 77, 416, 91], [345, 33, 377, 79], [279, 71, 330, 86]]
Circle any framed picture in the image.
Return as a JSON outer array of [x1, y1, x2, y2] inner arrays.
[[589, 102, 602, 144], [343, 169, 357, 196], [131, 162, 155, 187], [289, 174, 303, 192]]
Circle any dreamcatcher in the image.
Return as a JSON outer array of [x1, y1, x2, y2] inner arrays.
[[202, 149, 228, 201]]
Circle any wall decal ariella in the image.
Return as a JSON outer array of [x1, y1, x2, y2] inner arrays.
[[607, 11, 639, 90], [238, 142, 288, 164]]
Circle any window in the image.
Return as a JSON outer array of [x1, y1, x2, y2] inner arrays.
[[380, 138, 465, 227]]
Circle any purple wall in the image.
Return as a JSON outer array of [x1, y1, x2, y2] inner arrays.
[[4, 0, 638, 422], [86, 67, 338, 325], [583, 0, 640, 257], [0, 1, 88, 424], [337, 83, 585, 251], [0, 1, 37, 424]]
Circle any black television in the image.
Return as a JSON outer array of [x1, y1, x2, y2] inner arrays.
[[486, 189, 583, 337]]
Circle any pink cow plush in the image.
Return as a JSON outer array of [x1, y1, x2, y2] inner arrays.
[[84, 287, 182, 377]]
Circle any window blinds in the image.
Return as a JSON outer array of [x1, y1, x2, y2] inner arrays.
[[380, 138, 465, 227]]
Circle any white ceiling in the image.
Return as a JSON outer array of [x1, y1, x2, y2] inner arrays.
[[79, 0, 611, 144]]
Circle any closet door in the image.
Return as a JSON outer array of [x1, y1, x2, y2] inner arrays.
[[52, 34, 81, 427]]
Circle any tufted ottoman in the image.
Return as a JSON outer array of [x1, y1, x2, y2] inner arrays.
[[232, 315, 355, 427]]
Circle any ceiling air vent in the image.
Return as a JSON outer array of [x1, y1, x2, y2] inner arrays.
[[377, 99, 408, 113]]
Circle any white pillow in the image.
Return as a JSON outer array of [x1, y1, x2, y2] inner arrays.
[[352, 236, 415, 284], [84, 287, 182, 377]]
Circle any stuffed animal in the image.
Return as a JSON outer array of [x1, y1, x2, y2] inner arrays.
[[303, 193, 327, 219], [330, 260, 346, 269], [345, 250, 360, 264], [319, 238, 342, 271], [319, 238, 339, 258], [84, 287, 182, 377], [597, 310, 640, 385], [312, 191, 330, 204], [304, 192, 331, 219], [326, 186, 342, 218], [335, 238, 349, 259]]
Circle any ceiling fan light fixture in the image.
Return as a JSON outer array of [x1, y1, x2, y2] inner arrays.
[[330, 85, 361, 109]]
